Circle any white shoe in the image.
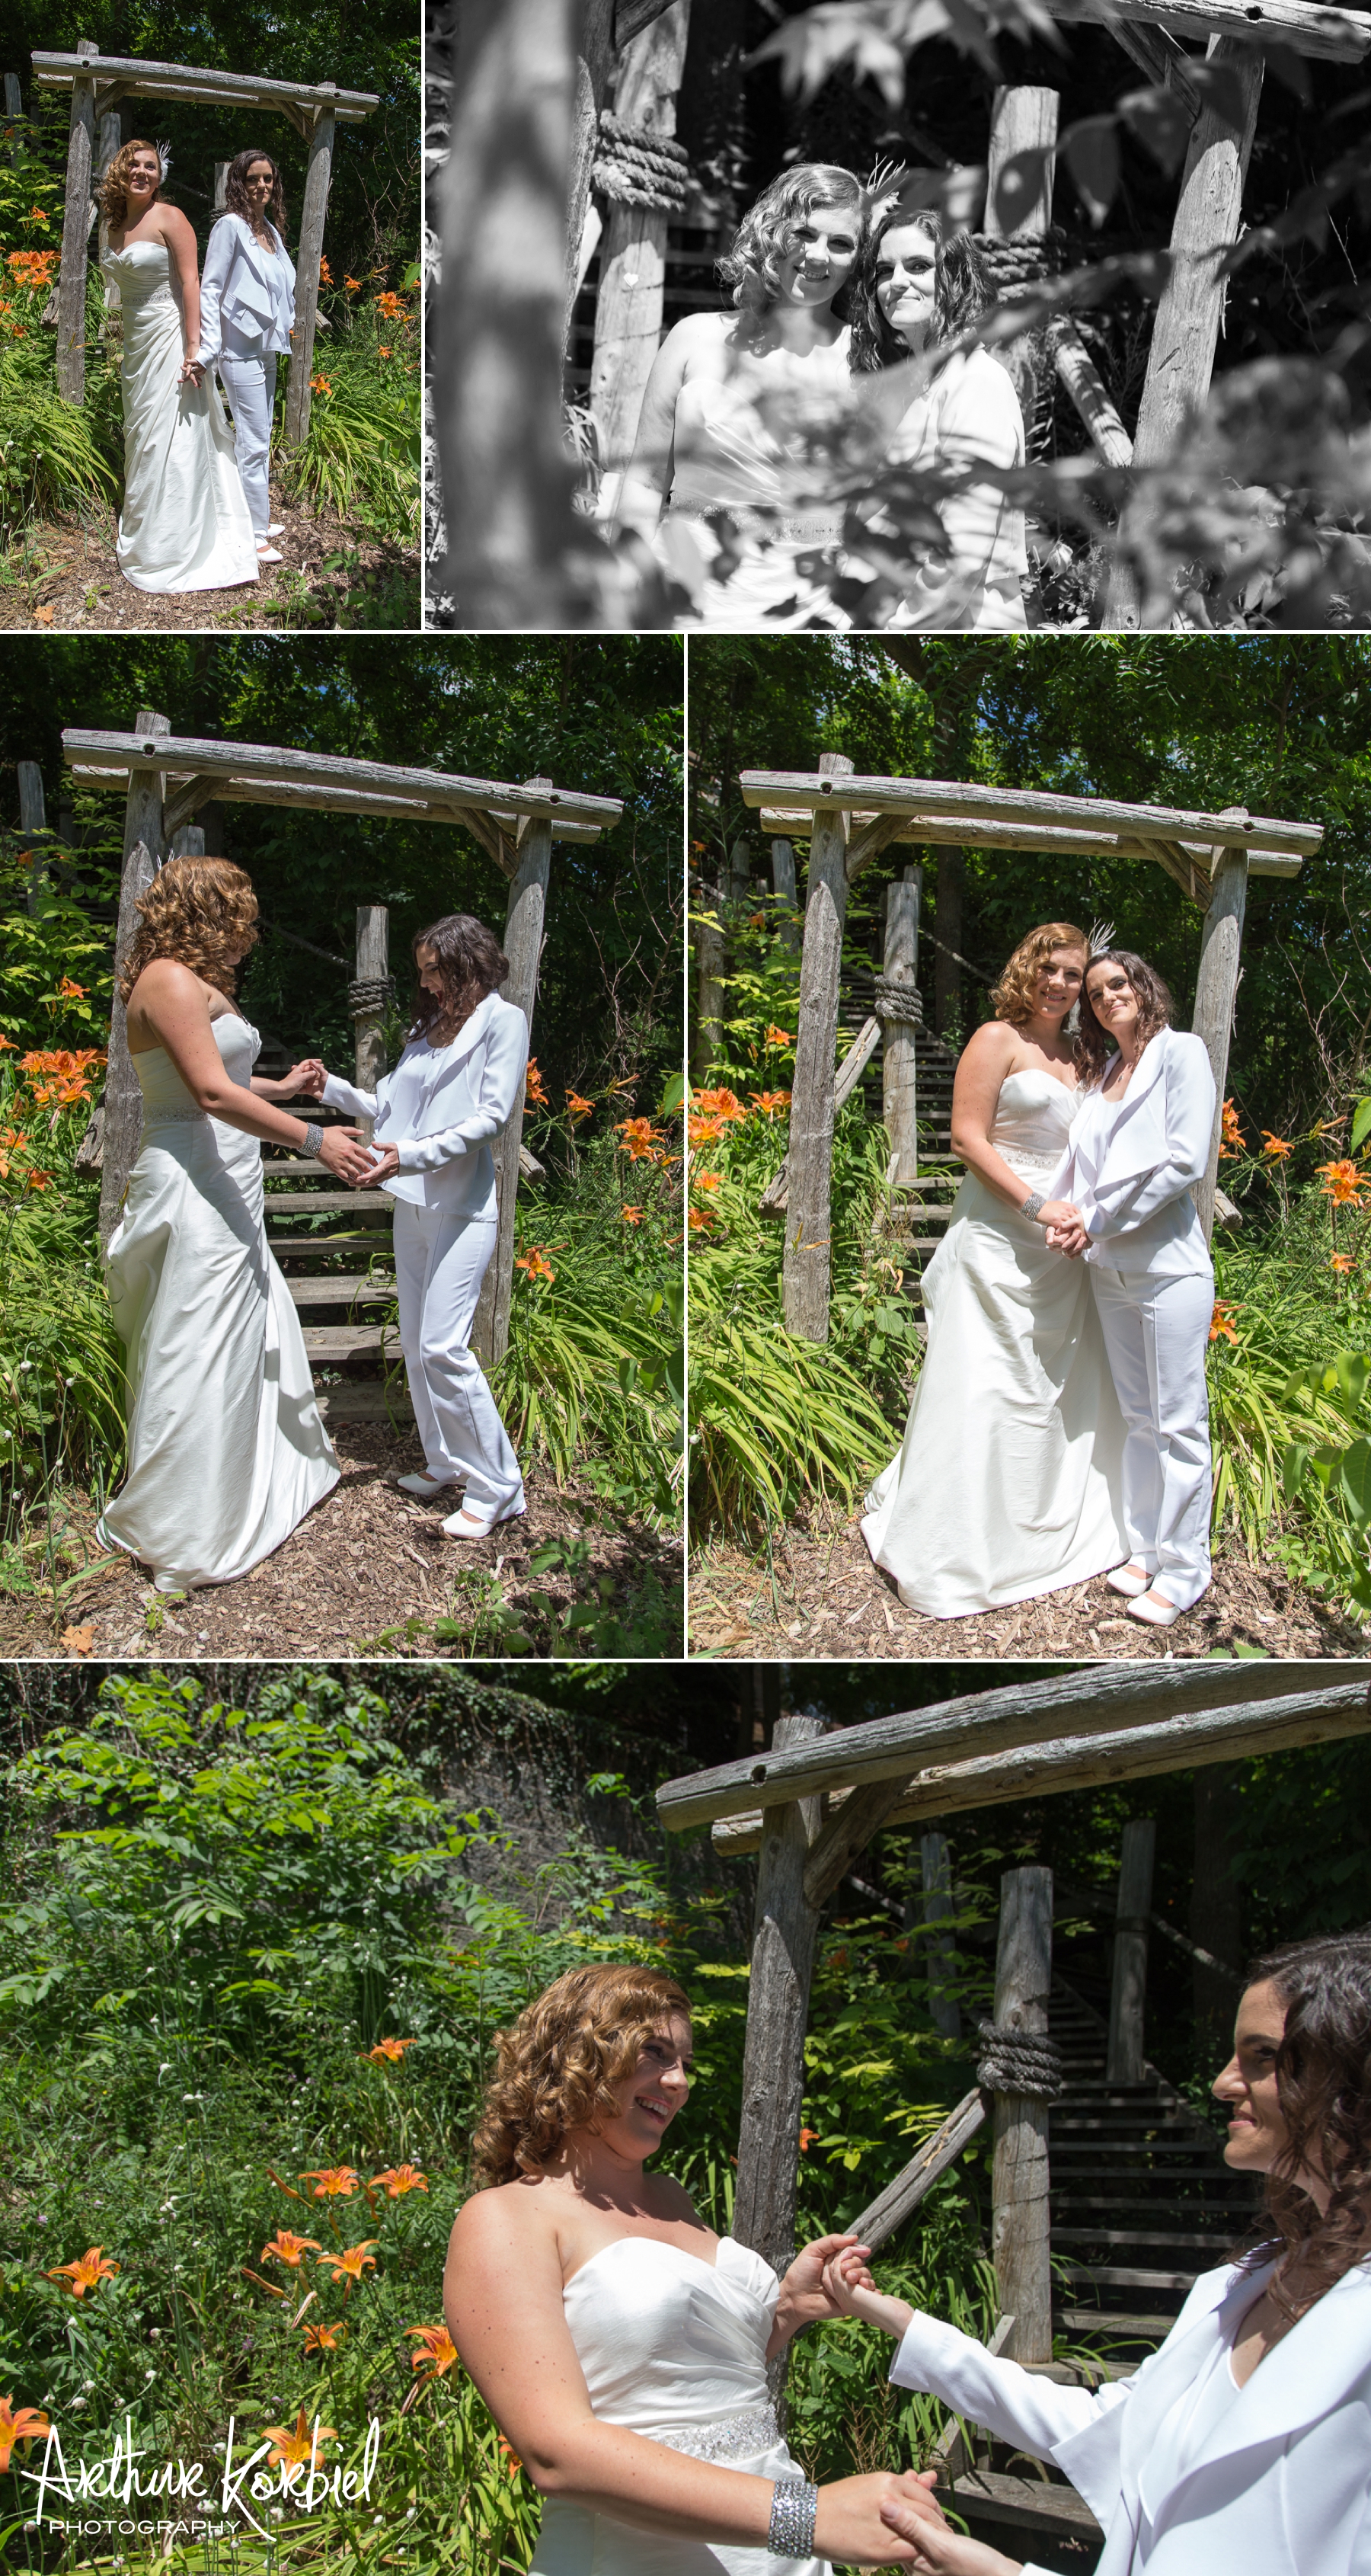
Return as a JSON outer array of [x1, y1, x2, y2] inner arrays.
[[1107, 1560, 1152, 1597], [441, 1499, 526, 1541], [395, 1470, 452, 1499], [257, 544, 282, 563], [267, 522, 285, 536], [1127, 1586, 1184, 1628]]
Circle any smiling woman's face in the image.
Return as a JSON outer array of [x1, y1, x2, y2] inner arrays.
[[1213, 1979, 1292, 2176], [126, 149, 161, 201], [599, 2014, 695, 2163], [874, 222, 939, 351], [774, 203, 861, 309]]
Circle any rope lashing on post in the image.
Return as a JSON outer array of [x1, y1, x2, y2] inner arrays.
[[348, 975, 395, 1020], [592, 110, 692, 216], [976, 2020, 1065, 2101], [874, 973, 924, 1028]]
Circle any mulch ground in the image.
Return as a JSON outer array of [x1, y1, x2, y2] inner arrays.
[[689, 1505, 1368, 1660], [2, 1420, 682, 1661], [0, 482, 418, 631]]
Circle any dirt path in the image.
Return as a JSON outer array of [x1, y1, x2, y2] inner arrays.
[[689, 1506, 1366, 1659], [1, 484, 418, 631], [3, 1420, 682, 1659]]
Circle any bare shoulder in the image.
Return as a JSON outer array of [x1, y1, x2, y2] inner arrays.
[[158, 203, 197, 247], [650, 2171, 701, 2222], [448, 2176, 551, 2259], [130, 956, 206, 1003], [958, 1019, 1017, 1074]]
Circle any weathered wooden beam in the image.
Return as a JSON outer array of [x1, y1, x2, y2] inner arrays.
[[759, 1016, 881, 1219], [739, 770, 1321, 857], [590, 2, 690, 493], [1192, 840, 1248, 1243], [991, 1869, 1055, 2363], [1135, 834, 1215, 908], [55, 41, 96, 404], [986, 86, 1058, 435], [159, 774, 223, 839], [88, 766, 601, 844], [31, 52, 379, 116], [1107, 1817, 1156, 2085], [882, 868, 921, 1186], [1047, 0, 1371, 61], [283, 93, 336, 449], [709, 1682, 1371, 1852], [62, 731, 622, 831], [1048, 318, 1133, 468], [733, 1714, 826, 2322], [845, 811, 907, 884], [657, 1664, 1322, 1832], [782, 752, 852, 1341], [851, 2085, 987, 2251], [473, 792, 553, 1369], [1101, 14, 1204, 117], [804, 1768, 922, 1908], [763, 805, 1302, 875], [1133, 35, 1266, 471], [99, 709, 168, 1250]]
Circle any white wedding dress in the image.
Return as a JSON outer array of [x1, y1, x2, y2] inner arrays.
[[98, 1016, 339, 1588], [861, 1070, 1129, 1616], [101, 240, 258, 594], [530, 2235, 828, 2576]]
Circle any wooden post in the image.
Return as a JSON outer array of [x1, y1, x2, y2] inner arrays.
[[881, 865, 922, 1186], [283, 88, 336, 448], [4, 75, 23, 117], [983, 86, 1059, 436], [213, 159, 229, 210], [781, 753, 853, 1341], [94, 107, 120, 341], [56, 39, 98, 403], [590, 0, 692, 509], [474, 789, 554, 1368], [564, 0, 615, 351], [18, 761, 47, 914], [692, 853, 724, 1081], [1190, 834, 1248, 1242], [921, 1830, 961, 2040], [1192, 1768, 1242, 2061], [1132, 40, 1264, 469], [353, 904, 389, 1143], [733, 1710, 826, 2388], [990, 1865, 1054, 2362], [168, 824, 206, 860], [727, 832, 751, 905], [771, 839, 800, 952], [1107, 1816, 1156, 2085], [99, 708, 169, 1249]]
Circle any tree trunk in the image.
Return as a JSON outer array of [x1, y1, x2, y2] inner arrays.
[[1107, 1816, 1156, 2085], [566, 0, 616, 350], [990, 1866, 1054, 2362], [690, 853, 724, 1081], [18, 761, 47, 914], [99, 709, 169, 1249], [934, 844, 965, 1041], [1131, 38, 1264, 470], [921, 1829, 961, 2039], [781, 753, 853, 1340]]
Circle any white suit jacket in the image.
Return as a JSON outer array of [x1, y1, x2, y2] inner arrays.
[[195, 213, 296, 364], [1046, 1026, 1216, 1280], [320, 990, 528, 1217], [890, 2258, 1371, 2576]]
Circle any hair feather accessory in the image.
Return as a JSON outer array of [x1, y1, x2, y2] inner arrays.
[[863, 156, 910, 220], [1088, 918, 1116, 958], [157, 141, 172, 181]]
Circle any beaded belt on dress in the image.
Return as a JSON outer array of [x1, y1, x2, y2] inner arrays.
[[999, 1147, 1063, 1177], [649, 2402, 779, 2462], [666, 500, 841, 545], [142, 1106, 209, 1124]]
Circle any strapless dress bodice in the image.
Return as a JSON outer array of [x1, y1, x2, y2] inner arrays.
[[563, 2235, 779, 2450], [989, 1068, 1079, 1181], [101, 238, 176, 308], [134, 1012, 259, 1110]]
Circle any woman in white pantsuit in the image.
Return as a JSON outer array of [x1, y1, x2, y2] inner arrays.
[[824, 1928, 1371, 2576], [1045, 951, 1217, 1630], [195, 149, 296, 561], [303, 915, 529, 1540]]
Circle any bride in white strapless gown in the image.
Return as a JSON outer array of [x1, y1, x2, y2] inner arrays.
[[862, 927, 1128, 1618], [97, 142, 257, 594], [97, 856, 376, 1589], [446, 1964, 939, 2574]]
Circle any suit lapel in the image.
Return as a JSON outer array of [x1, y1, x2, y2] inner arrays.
[[1178, 2261, 1371, 2478]]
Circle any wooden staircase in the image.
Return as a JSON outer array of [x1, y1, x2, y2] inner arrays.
[[836, 989, 964, 1312], [935, 1972, 1255, 2571], [262, 1141, 404, 1425]]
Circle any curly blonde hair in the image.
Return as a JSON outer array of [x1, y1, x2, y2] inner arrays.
[[100, 139, 164, 229], [717, 163, 866, 318], [118, 857, 259, 1005], [471, 1964, 692, 2187], [991, 921, 1090, 1029]]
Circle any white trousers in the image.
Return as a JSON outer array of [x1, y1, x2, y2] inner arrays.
[[216, 353, 276, 537], [1090, 1265, 1214, 1609], [392, 1199, 524, 1522]]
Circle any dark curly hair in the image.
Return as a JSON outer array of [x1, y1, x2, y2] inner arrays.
[[1233, 1931, 1371, 2317], [471, 1965, 693, 2186], [118, 857, 257, 1004], [717, 163, 866, 322], [410, 913, 509, 1041], [1075, 949, 1173, 1086], [216, 147, 287, 238], [849, 197, 991, 374]]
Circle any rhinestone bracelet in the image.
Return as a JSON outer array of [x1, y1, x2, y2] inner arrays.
[[767, 2478, 818, 2560], [302, 1121, 324, 1157], [1020, 1190, 1046, 1221]]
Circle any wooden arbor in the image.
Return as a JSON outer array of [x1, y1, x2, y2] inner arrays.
[[33, 43, 379, 444], [657, 1669, 1371, 2364], [62, 720, 622, 1374], [737, 760, 1323, 1340]]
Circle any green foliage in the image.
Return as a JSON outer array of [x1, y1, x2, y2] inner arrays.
[[281, 289, 420, 543]]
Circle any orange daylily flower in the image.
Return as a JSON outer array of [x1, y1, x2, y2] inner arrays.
[[261, 2231, 322, 2267], [46, 2247, 119, 2297], [1331, 1252, 1357, 1275], [687, 1207, 716, 1231], [497, 2435, 523, 2478], [566, 1090, 595, 1121], [514, 1247, 556, 1285], [302, 2320, 346, 2352], [616, 1116, 666, 1160], [56, 976, 86, 999], [693, 1171, 721, 1192], [318, 258, 334, 284], [315, 2240, 379, 2284], [1317, 1159, 1365, 1208], [406, 2323, 459, 2380], [749, 1090, 792, 1116], [300, 2166, 361, 2198], [261, 2407, 337, 2472], [1209, 1301, 1240, 1345], [345, 274, 362, 292], [0, 2398, 52, 2473], [621, 1205, 644, 1224], [1219, 1099, 1245, 1157], [524, 1058, 548, 1110], [0, 1032, 16, 1050], [692, 1087, 748, 1122], [366, 2036, 417, 2064], [764, 1026, 795, 1049], [25, 1170, 53, 1190], [374, 290, 405, 319], [1261, 1131, 1293, 1160], [797, 2127, 817, 2152], [369, 2164, 428, 2198], [310, 373, 334, 395], [379, 344, 391, 356], [20, 1048, 104, 1074]]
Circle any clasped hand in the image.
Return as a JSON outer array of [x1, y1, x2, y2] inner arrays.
[[1036, 1197, 1090, 1259], [280, 1057, 395, 1190]]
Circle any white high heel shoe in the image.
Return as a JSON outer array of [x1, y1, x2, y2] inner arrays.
[[441, 1499, 526, 1541], [395, 1470, 452, 1499], [1127, 1586, 1184, 1628], [1107, 1560, 1152, 1597]]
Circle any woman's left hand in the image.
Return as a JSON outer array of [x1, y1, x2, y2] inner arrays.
[[1045, 1214, 1091, 1259], [278, 1058, 327, 1100], [180, 357, 204, 387], [771, 2233, 875, 2347], [880, 2488, 1021, 2576], [360, 1143, 401, 1187]]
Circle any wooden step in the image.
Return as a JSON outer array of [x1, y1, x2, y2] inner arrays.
[[286, 1275, 395, 1307], [1054, 2227, 1235, 2251], [265, 1192, 393, 1218], [302, 1323, 394, 1361], [270, 1234, 396, 1256], [262, 1156, 329, 1176], [939, 2469, 1101, 2545], [315, 1379, 414, 1423], [1056, 2308, 1178, 2337], [1060, 2263, 1197, 2290]]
